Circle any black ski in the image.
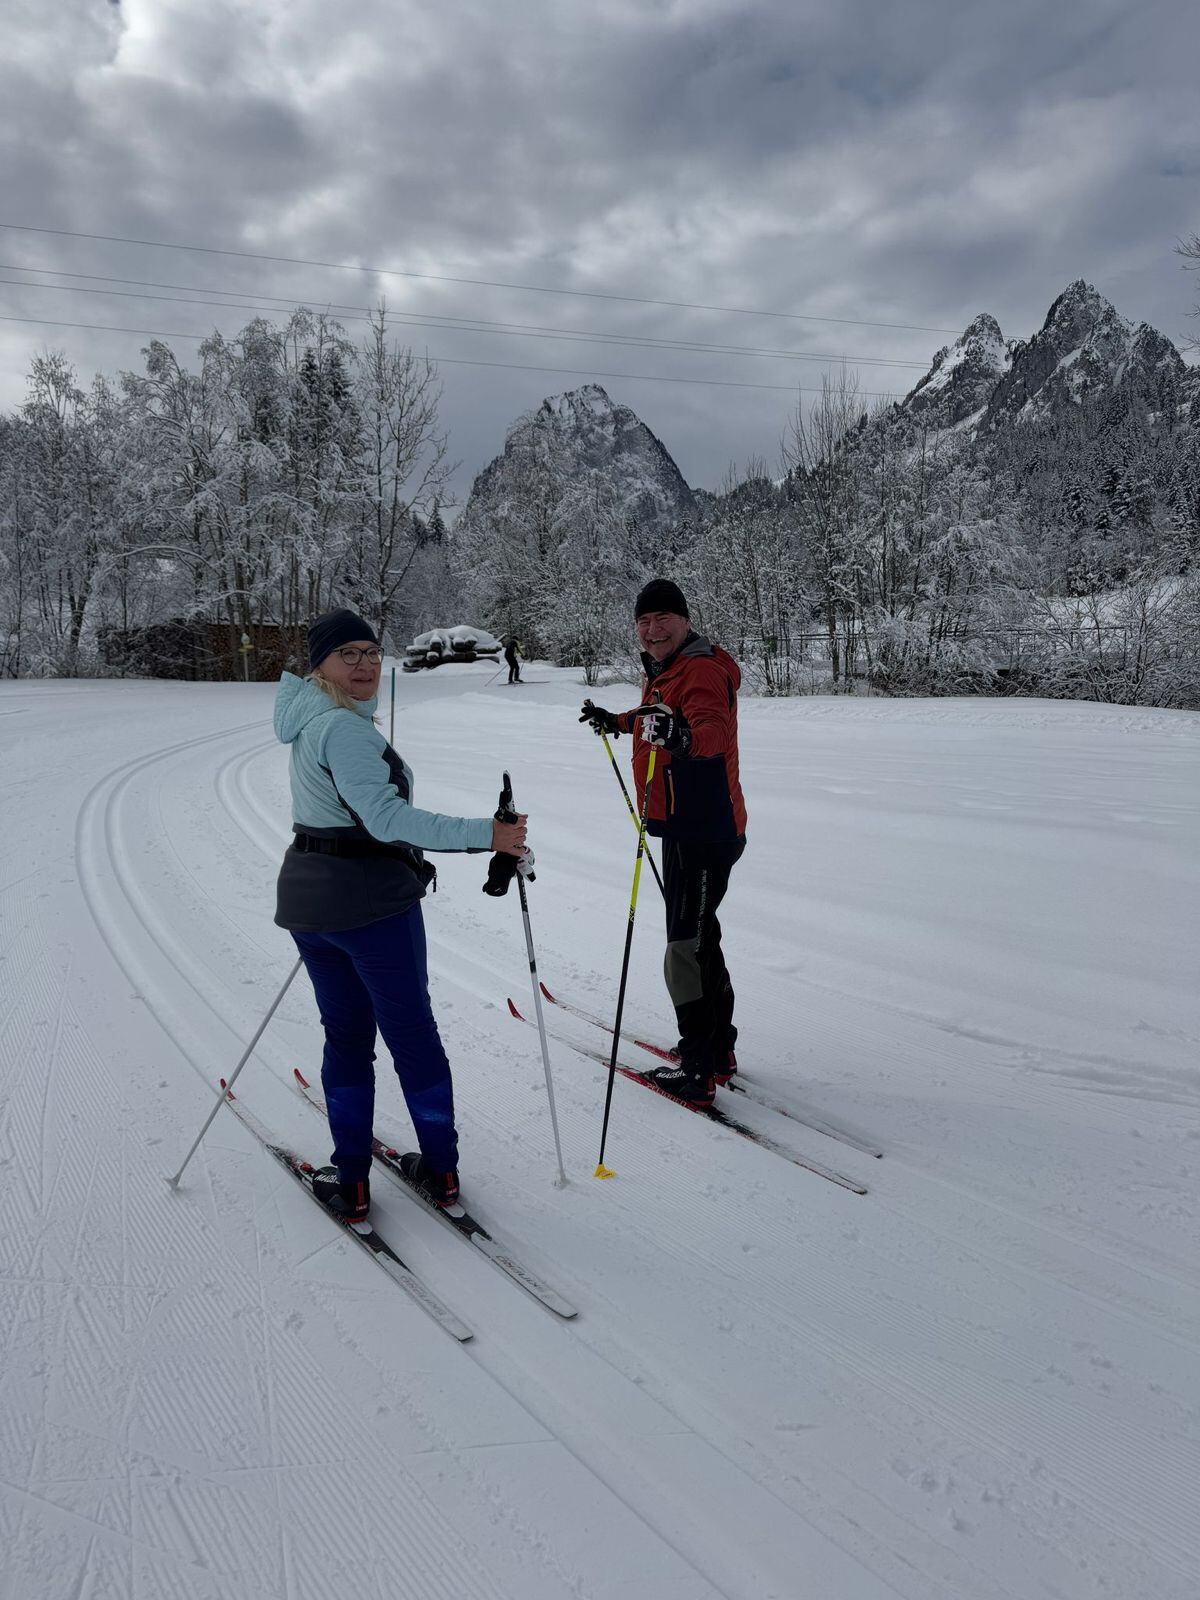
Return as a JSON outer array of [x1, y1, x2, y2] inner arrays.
[[507, 1003, 867, 1195], [219, 1081, 472, 1341], [292, 1070, 577, 1319], [537, 982, 883, 1159]]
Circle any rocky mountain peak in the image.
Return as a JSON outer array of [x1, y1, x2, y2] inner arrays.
[[903, 310, 1011, 428], [983, 279, 1183, 427], [464, 384, 694, 537], [1042, 279, 1120, 346]]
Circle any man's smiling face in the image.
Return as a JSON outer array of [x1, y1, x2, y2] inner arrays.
[[636, 610, 690, 663]]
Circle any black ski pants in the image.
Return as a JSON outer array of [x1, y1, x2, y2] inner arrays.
[[661, 834, 745, 1074]]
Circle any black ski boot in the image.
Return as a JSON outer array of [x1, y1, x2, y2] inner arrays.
[[399, 1152, 461, 1209], [648, 1062, 716, 1109], [310, 1167, 370, 1222]]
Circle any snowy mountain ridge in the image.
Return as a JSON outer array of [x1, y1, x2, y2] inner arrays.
[[463, 382, 695, 537], [459, 285, 1194, 545], [905, 312, 1011, 428], [901, 279, 1190, 435]]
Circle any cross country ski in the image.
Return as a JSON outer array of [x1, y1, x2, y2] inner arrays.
[[293, 1069, 577, 1318], [506, 1000, 868, 1194], [219, 1082, 473, 1341], [536, 981, 883, 1159]]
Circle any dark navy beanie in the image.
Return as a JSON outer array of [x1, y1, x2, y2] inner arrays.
[[634, 579, 689, 620], [307, 609, 378, 671]]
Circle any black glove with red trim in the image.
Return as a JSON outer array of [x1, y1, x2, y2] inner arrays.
[[643, 703, 691, 754]]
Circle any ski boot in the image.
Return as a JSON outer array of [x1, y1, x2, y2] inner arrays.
[[310, 1167, 371, 1223], [648, 1062, 716, 1109], [715, 1048, 738, 1088], [399, 1152, 460, 1209]]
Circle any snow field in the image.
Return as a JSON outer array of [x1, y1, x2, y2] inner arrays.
[[0, 668, 1197, 1600]]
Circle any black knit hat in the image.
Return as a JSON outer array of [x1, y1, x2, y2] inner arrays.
[[307, 608, 378, 670], [634, 579, 689, 620]]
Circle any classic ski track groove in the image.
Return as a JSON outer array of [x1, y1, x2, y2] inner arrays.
[[54, 697, 1200, 1600], [216, 742, 1200, 1580], [70, 723, 915, 1595], [214, 716, 1200, 1593], [69, 720, 743, 1600], [180, 738, 1200, 1562], [3, 920, 524, 1598]]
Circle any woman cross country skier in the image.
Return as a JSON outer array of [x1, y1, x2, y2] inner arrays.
[[274, 608, 527, 1221]]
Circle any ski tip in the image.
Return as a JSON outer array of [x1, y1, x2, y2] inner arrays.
[[506, 997, 524, 1019], [293, 1068, 310, 1089], [593, 1163, 617, 1180], [539, 981, 555, 1001], [219, 1078, 234, 1099]]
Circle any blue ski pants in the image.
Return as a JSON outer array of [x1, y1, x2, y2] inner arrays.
[[292, 906, 458, 1182]]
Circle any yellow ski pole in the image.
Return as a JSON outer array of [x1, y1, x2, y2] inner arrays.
[[599, 731, 666, 901], [594, 744, 658, 1179]]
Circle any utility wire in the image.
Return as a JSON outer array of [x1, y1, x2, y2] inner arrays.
[[0, 221, 965, 336], [0, 271, 931, 370], [0, 312, 903, 399]]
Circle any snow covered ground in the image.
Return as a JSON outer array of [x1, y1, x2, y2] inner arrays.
[[1, 665, 1197, 1600]]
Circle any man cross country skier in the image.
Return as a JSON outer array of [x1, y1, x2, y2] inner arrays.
[[580, 579, 747, 1108]]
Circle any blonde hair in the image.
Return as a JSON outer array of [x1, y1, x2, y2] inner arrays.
[[309, 669, 379, 722]]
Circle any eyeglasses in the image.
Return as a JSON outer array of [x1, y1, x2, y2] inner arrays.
[[336, 647, 384, 665]]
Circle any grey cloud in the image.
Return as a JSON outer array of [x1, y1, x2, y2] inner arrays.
[[1, 0, 1197, 497]]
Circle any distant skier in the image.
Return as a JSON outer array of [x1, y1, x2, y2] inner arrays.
[[273, 608, 528, 1220], [580, 579, 747, 1107], [504, 634, 523, 683]]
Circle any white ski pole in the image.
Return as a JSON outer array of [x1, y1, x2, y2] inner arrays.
[[515, 864, 568, 1186], [165, 957, 303, 1189], [483, 772, 568, 1185]]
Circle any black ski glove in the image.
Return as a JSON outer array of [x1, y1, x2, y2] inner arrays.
[[644, 702, 692, 755], [580, 699, 621, 738], [483, 772, 533, 897]]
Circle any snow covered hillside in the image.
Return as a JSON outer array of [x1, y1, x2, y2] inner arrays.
[[1, 667, 1198, 1600]]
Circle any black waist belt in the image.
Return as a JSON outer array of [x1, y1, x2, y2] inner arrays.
[[293, 831, 408, 860]]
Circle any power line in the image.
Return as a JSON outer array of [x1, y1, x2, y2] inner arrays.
[[0, 312, 903, 399], [0, 270, 931, 370], [0, 221, 965, 336]]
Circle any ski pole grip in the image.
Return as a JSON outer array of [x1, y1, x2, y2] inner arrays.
[[483, 770, 521, 896]]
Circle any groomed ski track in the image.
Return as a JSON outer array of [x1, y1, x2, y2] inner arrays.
[[2, 671, 1198, 1600]]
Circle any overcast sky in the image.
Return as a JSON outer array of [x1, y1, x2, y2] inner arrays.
[[2, 0, 1198, 498]]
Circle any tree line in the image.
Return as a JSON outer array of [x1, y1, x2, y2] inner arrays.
[[0, 309, 451, 677], [455, 369, 1200, 707], [2, 307, 1198, 705]]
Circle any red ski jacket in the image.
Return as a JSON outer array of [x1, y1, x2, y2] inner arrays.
[[616, 633, 747, 842]]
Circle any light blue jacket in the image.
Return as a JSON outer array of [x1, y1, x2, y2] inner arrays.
[[273, 673, 492, 852]]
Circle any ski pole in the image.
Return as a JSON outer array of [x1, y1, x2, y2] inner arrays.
[[483, 774, 568, 1185], [598, 731, 665, 900], [594, 745, 657, 1178], [389, 664, 396, 745], [515, 860, 568, 1186], [165, 957, 303, 1190]]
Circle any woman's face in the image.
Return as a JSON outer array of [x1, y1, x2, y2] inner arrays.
[[319, 640, 383, 700]]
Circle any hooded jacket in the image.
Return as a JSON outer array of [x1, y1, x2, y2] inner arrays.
[[273, 673, 492, 932], [615, 633, 747, 842]]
